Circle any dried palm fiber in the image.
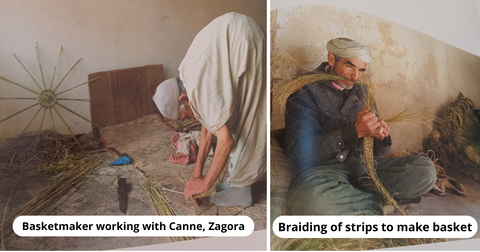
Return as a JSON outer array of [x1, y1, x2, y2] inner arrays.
[[1, 151, 106, 241], [424, 92, 480, 183], [273, 72, 372, 115], [0, 130, 104, 178], [358, 86, 408, 216], [0, 130, 72, 167], [396, 149, 447, 176], [360, 89, 433, 215], [270, 236, 446, 251], [142, 179, 194, 242]]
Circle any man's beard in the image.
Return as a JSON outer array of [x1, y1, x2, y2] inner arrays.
[[332, 64, 355, 90], [337, 81, 354, 90]]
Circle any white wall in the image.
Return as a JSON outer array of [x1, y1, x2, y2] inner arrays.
[[271, 0, 480, 57], [0, 0, 266, 142], [270, 4, 480, 155]]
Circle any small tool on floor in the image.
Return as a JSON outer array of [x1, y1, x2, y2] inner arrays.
[[118, 178, 128, 214]]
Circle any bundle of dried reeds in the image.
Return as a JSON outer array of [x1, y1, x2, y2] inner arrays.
[[273, 72, 372, 115], [1, 152, 105, 241], [142, 179, 194, 242], [0, 130, 72, 166], [360, 89, 409, 216], [363, 137, 407, 215], [270, 237, 446, 251], [424, 92, 480, 183]]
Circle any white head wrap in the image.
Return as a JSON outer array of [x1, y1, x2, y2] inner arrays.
[[153, 78, 180, 121], [326, 37, 371, 63]]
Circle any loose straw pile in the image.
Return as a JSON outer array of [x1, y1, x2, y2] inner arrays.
[[271, 236, 446, 251], [1, 153, 105, 241], [0, 130, 71, 167], [142, 179, 194, 242]]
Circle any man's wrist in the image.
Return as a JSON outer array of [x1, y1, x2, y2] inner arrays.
[[202, 176, 214, 190]]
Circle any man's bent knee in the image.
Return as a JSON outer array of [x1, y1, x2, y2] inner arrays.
[[409, 155, 437, 197]]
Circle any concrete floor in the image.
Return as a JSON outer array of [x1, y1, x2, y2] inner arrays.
[[0, 114, 266, 250], [405, 167, 480, 241], [270, 136, 480, 249]]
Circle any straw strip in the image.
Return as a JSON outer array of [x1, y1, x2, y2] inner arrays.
[[35, 42, 47, 89], [53, 107, 83, 151], [0, 76, 38, 95], [57, 103, 91, 123], [57, 98, 90, 102], [0, 103, 38, 124], [47, 108, 57, 147], [0, 97, 37, 100], [273, 73, 373, 114], [1, 155, 104, 240], [21, 106, 42, 135], [363, 137, 408, 215], [53, 58, 82, 92], [1, 181, 17, 250], [142, 179, 194, 242], [56, 76, 100, 96], [50, 46, 62, 90], [12, 53, 43, 92]]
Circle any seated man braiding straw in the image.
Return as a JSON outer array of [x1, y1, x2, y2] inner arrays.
[[283, 37, 436, 215], [154, 12, 266, 207]]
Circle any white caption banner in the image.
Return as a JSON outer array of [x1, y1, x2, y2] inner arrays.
[[273, 215, 477, 238], [14, 215, 254, 237]]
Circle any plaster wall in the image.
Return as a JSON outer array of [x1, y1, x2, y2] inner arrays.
[[271, 0, 480, 57], [271, 5, 480, 155], [0, 0, 266, 141]]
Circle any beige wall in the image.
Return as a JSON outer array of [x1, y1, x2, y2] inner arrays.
[[271, 5, 480, 156], [0, 0, 266, 142]]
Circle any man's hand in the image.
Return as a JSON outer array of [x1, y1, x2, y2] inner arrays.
[[374, 120, 390, 140], [183, 124, 233, 205], [184, 177, 209, 205], [355, 108, 381, 138]]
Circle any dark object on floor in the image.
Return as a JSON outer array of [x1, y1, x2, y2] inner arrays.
[[118, 178, 128, 214]]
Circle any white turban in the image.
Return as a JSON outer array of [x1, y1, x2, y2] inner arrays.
[[326, 37, 371, 63], [153, 78, 180, 121]]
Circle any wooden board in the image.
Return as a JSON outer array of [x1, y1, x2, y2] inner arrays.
[[88, 64, 163, 136]]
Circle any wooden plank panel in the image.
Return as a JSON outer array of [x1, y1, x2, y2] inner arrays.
[[88, 71, 113, 129], [88, 64, 163, 136], [146, 65, 163, 114]]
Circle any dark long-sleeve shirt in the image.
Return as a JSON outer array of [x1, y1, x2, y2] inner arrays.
[[283, 62, 392, 170]]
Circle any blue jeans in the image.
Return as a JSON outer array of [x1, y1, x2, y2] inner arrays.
[[287, 155, 436, 215]]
